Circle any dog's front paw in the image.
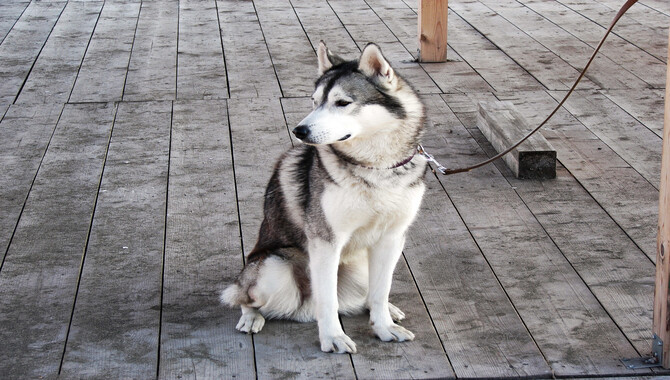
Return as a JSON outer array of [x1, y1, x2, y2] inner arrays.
[[236, 310, 265, 334], [372, 323, 415, 342], [388, 303, 405, 322], [320, 333, 357, 354]]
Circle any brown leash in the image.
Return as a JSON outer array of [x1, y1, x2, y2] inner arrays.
[[421, 0, 639, 176]]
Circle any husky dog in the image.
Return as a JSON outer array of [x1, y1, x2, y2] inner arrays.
[[221, 42, 426, 354]]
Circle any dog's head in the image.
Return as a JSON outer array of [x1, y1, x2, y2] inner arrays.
[[293, 42, 410, 146]]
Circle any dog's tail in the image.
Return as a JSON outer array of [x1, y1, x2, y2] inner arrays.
[[220, 284, 245, 307]]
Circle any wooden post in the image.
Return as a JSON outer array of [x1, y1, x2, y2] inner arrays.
[[418, 0, 447, 62], [652, 26, 670, 368]]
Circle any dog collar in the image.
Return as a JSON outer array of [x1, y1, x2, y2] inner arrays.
[[389, 152, 416, 169], [329, 145, 418, 170]]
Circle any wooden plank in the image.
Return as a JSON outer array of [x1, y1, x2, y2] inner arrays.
[[15, 1, 103, 104], [326, 0, 441, 94], [565, 0, 668, 63], [290, 0, 360, 55], [406, 173, 551, 377], [0, 2, 66, 105], [477, 101, 556, 179], [176, 0, 228, 100], [159, 100, 254, 379], [653, 25, 670, 369], [123, 1, 178, 101], [449, 0, 598, 91], [446, 9, 543, 92], [479, 0, 648, 90], [515, 0, 666, 89], [280, 97, 456, 379], [508, 166, 654, 355], [483, 90, 660, 262], [550, 89, 662, 188], [456, 97, 655, 355], [0, 103, 63, 258], [69, 1, 141, 103], [227, 97, 355, 378], [422, 94, 646, 376], [0, 103, 115, 378], [363, 0, 495, 93], [601, 88, 665, 138], [215, 0, 281, 98], [418, 0, 447, 62], [640, 0, 670, 16], [60, 101, 171, 378], [0, 1, 30, 44], [254, 0, 316, 97]]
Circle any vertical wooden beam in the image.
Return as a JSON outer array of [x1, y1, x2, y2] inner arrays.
[[418, 0, 447, 62], [653, 26, 670, 368]]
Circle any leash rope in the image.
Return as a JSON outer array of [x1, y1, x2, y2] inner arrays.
[[423, 0, 639, 176]]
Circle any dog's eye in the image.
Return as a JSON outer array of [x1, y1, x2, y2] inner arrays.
[[335, 99, 352, 107]]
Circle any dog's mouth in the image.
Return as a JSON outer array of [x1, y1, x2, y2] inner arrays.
[[338, 134, 352, 142]]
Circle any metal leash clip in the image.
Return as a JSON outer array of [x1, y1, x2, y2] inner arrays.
[[417, 144, 448, 175]]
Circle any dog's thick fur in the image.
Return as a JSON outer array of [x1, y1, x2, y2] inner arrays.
[[221, 42, 427, 354]]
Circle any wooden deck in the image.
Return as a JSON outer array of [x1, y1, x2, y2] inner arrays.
[[0, 0, 668, 378]]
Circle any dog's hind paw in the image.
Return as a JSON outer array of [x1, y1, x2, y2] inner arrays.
[[373, 323, 415, 342], [388, 303, 405, 322], [320, 333, 357, 354], [236, 308, 265, 334]]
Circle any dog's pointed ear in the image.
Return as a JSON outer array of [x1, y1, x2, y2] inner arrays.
[[358, 43, 396, 87], [317, 41, 345, 75]]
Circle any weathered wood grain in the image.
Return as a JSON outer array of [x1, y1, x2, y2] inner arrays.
[[640, 0, 670, 15], [518, 0, 666, 89], [289, 0, 354, 54], [254, 0, 316, 97], [227, 97, 355, 378], [449, 0, 598, 91], [509, 166, 654, 355], [479, 0, 653, 89], [422, 94, 645, 376], [327, 0, 442, 94], [601, 88, 665, 138], [407, 173, 552, 378], [489, 90, 660, 263], [363, 0, 494, 93], [572, 0, 668, 63], [69, 1, 141, 103], [550, 89, 662, 188], [0, 2, 65, 105], [281, 96, 456, 379], [0, 1, 30, 44], [177, 0, 228, 100], [0, 103, 63, 258], [123, 1, 178, 101], [216, 0, 281, 98], [159, 100, 254, 379], [16, 1, 103, 104], [60, 101, 171, 378], [460, 100, 656, 356], [0, 103, 115, 378]]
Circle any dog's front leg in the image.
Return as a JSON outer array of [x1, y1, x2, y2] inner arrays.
[[308, 239, 357, 354], [368, 233, 415, 342]]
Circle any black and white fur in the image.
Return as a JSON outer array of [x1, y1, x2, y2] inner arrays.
[[222, 42, 426, 354]]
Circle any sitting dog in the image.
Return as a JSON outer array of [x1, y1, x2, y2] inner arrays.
[[222, 41, 427, 354]]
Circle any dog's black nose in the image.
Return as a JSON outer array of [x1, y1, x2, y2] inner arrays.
[[292, 125, 310, 140]]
